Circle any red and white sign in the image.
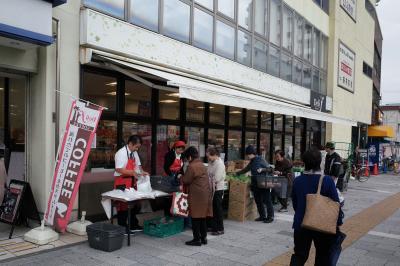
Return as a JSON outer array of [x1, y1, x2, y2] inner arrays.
[[338, 42, 355, 93], [45, 100, 103, 232]]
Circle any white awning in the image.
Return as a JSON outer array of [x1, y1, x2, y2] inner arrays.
[[93, 54, 356, 126]]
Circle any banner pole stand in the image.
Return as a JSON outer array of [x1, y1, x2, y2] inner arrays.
[[67, 211, 92, 236], [24, 220, 59, 245]]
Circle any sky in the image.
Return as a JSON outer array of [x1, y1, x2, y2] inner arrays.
[[376, 0, 400, 105]]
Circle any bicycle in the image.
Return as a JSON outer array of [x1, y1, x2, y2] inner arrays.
[[351, 163, 370, 182]]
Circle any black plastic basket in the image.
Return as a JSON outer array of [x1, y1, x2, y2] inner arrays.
[[150, 175, 180, 193], [86, 222, 125, 252]]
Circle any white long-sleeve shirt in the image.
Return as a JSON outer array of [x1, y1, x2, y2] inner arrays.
[[208, 157, 226, 191]]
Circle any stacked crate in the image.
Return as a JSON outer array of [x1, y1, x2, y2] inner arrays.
[[227, 179, 257, 222]]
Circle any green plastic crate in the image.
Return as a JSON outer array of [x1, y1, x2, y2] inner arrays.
[[143, 217, 184, 238]]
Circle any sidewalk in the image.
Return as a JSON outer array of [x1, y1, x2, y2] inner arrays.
[[2, 173, 400, 266]]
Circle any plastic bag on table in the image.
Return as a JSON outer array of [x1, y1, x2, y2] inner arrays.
[[137, 175, 152, 193]]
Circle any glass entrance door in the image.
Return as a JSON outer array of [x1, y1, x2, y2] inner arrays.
[[0, 75, 26, 182]]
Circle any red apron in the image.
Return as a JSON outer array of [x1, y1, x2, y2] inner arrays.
[[114, 147, 137, 211], [169, 157, 183, 173]]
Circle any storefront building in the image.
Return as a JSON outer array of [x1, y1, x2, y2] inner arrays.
[[0, 0, 66, 204], [8, 0, 378, 221]]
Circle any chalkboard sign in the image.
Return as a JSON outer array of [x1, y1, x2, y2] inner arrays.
[[0, 180, 41, 238]]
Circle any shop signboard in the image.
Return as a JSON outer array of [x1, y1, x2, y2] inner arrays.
[[368, 143, 380, 167], [340, 0, 357, 21], [310, 91, 327, 112], [338, 42, 355, 93], [45, 100, 103, 232]]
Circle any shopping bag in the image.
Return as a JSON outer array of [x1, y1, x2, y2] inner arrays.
[[137, 175, 152, 193], [170, 192, 189, 217], [301, 175, 340, 234]]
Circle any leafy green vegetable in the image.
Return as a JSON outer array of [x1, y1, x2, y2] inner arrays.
[[226, 174, 250, 183]]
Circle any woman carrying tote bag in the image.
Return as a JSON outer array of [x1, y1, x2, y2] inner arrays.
[[290, 149, 344, 266]]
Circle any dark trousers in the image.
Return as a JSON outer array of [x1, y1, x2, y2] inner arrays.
[[211, 190, 224, 232], [117, 208, 140, 229], [254, 188, 274, 219], [290, 228, 336, 266], [278, 185, 292, 209], [192, 218, 207, 241]]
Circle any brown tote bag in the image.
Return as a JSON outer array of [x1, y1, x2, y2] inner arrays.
[[301, 175, 340, 234]]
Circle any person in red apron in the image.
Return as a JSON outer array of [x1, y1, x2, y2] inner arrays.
[[164, 140, 185, 179], [160, 141, 186, 216], [114, 135, 148, 230]]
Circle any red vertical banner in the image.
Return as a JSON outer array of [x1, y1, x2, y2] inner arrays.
[[45, 100, 103, 232]]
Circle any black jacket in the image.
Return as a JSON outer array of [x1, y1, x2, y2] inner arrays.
[[237, 155, 269, 188], [324, 152, 342, 178], [163, 150, 184, 176]]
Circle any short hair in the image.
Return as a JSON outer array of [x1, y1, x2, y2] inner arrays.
[[207, 147, 220, 156], [301, 149, 322, 171], [183, 146, 199, 160], [127, 135, 142, 145], [274, 150, 285, 157]]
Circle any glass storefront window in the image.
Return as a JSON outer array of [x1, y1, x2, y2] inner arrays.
[[260, 133, 270, 162], [9, 78, 26, 148], [87, 120, 117, 170], [294, 15, 303, 58], [125, 80, 152, 116], [130, 0, 159, 32], [261, 112, 272, 130], [254, 0, 267, 36], [209, 104, 225, 125], [216, 20, 235, 60], [196, 0, 213, 10], [228, 130, 242, 161], [268, 45, 280, 77], [163, 0, 190, 43], [304, 23, 312, 62], [302, 64, 312, 89], [237, 30, 252, 66], [246, 110, 258, 129], [254, 40, 268, 72], [293, 59, 302, 85], [282, 5, 293, 52], [218, 0, 235, 19], [208, 128, 225, 153], [313, 28, 320, 67], [274, 114, 283, 132], [295, 117, 302, 160], [320, 72, 327, 95], [186, 100, 204, 122], [229, 107, 242, 127], [83, 72, 117, 111], [284, 135, 293, 159], [245, 131, 257, 149], [193, 8, 213, 52], [280, 53, 292, 82], [123, 122, 152, 173], [159, 90, 180, 120], [269, 0, 281, 46], [285, 116, 294, 133], [320, 35, 328, 70], [0, 78, 4, 146], [273, 134, 282, 152], [84, 0, 125, 18], [312, 69, 320, 92], [156, 125, 180, 174], [185, 127, 205, 160], [238, 0, 252, 30]]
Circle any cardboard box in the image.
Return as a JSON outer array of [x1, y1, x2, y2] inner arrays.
[[226, 161, 236, 173], [228, 199, 257, 222], [235, 160, 250, 170], [228, 180, 250, 203]]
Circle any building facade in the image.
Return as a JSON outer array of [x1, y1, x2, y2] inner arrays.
[[381, 104, 400, 143], [0, 0, 380, 220]]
